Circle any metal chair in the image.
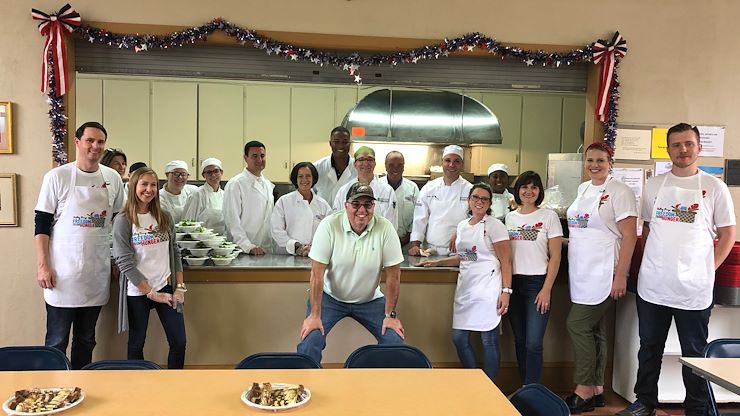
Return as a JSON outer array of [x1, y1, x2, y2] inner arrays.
[[0, 346, 71, 371], [508, 384, 569, 416], [81, 359, 162, 370], [235, 352, 321, 369], [343, 345, 432, 368], [703, 338, 740, 416]]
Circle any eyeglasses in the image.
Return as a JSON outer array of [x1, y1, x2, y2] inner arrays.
[[356, 157, 375, 163], [470, 195, 491, 203], [170, 172, 190, 179], [203, 169, 221, 176], [349, 201, 375, 210]]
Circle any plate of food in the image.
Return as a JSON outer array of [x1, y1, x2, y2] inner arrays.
[[241, 382, 310, 412], [3, 387, 84, 415]]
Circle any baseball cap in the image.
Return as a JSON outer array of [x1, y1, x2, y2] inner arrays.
[[353, 146, 376, 159], [346, 182, 376, 202], [487, 163, 509, 176], [164, 160, 188, 173], [442, 145, 464, 160]]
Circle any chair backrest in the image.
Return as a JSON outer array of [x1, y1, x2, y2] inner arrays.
[[235, 353, 321, 369], [508, 384, 569, 416], [703, 338, 740, 416], [343, 345, 432, 368], [0, 346, 71, 371], [81, 359, 162, 370]]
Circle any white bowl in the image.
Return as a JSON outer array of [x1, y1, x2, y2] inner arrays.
[[210, 256, 235, 266], [177, 240, 201, 250], [188, 247, 212, 257], [184, 256, 208, 266], [202, 238, 226, 248], [212, 246, 236, 256], [177, 225, 199, 233], [175, 232, 187, 241], [190, 232, 214, 241]]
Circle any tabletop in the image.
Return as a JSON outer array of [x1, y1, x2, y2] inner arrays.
[[0, 368, 520, 415], [679, 357, 740, 395]]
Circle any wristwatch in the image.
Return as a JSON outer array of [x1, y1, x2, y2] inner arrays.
[[501, 287, 513, 294], [176, 283, 188, 292], [385, 311, 397, 319]]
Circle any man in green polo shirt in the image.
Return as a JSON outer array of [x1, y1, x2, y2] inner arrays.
[[298, 182, 405, 363]]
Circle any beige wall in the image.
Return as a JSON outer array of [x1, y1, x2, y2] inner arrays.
[[2, 0, 739, 352]]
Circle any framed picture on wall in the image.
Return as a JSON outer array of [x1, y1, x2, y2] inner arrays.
[[0, 173, 18, 226], [0, 102, 12, 154]]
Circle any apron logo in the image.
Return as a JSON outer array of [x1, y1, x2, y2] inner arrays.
[[599, 194, 609, 208], [567, 214, 589, 228], [509, 222, 543, 241], [132, 226, 169, 246], [656, 203, 699, 223], [457, 245, 478, 262], [72, 210, 107, 228]]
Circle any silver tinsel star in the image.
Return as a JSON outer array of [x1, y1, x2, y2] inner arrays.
[[525, 58, 534, 66], [466, 45, 475, 52], [354, 74, 362, 83], [290, 54, 298, 61]]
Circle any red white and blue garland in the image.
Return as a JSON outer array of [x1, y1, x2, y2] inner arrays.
[[31, 4, 627, 165]]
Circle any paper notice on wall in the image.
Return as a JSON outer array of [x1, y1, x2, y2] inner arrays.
[[697, 125, 724, 157], [614, 128, 652, 160], [655, 160, 672, 175], [612, 168, 644, 199], [651, 128, 669, 159]]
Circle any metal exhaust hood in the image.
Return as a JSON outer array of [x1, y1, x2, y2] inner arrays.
[[342, 89, 502, 145]]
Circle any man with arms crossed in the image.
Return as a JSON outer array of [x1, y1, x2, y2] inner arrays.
[[617, 123, 736, 416], [379, 151, 419, 248], [35, 121, 124, 369], [313, 126, 357, 204], [298, 183, 405, 363]]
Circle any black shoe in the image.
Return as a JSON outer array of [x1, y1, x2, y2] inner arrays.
[[565, 393, 595, 414], [615, 400, 656, 416], [593, 393, 605, 407]]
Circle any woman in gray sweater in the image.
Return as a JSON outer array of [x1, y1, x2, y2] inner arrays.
[[112, 167, 186, 369]]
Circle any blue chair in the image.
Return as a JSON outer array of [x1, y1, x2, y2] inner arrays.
[[81, 359, 161, 370], [703, 338, 740, 416], [343, 345, 432, 368], [508, 384, 569, 416], [236, 353, 321, 369], [0, 346, 71, 371]]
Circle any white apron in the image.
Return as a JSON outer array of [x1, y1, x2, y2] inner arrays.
[[638, 174, 713, 309], [567, 180, 617, 305], [201, 188, 225, 236], [46, 165, 114, 307], [453, 219, 503, 331]]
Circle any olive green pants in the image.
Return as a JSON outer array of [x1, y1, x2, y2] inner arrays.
[[566, 297, 613, 386]]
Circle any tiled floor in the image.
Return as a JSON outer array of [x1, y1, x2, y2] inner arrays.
[[562, 391, 740, 415]]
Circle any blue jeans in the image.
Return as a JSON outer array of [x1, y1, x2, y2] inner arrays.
[[452, 326, 500, 382], [127, 285, 186, 369], [634, 295, 712, 416], [297, 292, 404, 363], [508, 274, 550, 385], [45, 304, 102, 370]]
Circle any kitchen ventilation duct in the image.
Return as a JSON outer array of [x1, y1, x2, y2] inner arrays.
[[342, 89, 502, 145]]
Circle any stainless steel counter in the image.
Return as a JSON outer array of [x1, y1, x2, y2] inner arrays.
[[184, 253, 458, 271]]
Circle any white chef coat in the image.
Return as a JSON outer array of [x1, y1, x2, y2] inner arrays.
[[333, 177, 399, 231], [313, 154, 357, 205], [159, 184, 198, 224], [127, 213, 171, 296], [505, 208, 563, 276], [379, 176, 419, 238], [271, 190, 332, 255], [223, 169, 275, 253], [182, 184, 225, 236], [491, 189, 515, 221], [639, 171, 736, 310], [35, 163, 124, 307], [453, 216, 509, 331], [411, 176, 473, 255]]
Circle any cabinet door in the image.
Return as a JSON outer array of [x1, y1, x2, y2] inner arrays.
[[334, 86, 358, 126], [561, 96, 586, 153], [520, 95, 563, 179], [103, 79, 150, 171], [291, 87, 336, 167], [474, 93, 523, 175], [198, 83, 244, 180], [244, 84, 291, 182], [151, 82, 198, 178], [75, 77, 102, 126]]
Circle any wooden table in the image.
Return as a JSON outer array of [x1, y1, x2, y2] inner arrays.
[[0, 369, 520, 415], [679, 357, 740, 395]]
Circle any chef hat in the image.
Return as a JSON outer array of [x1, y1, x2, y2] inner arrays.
[[442, 145, 464, 160], [164, 160, 189, 173], [200, 157, 223, 172], [487, 163, 509, 176]]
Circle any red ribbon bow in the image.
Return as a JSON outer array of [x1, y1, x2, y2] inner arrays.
[[31, 4, 81, 97], [592, 32, 627, 122]]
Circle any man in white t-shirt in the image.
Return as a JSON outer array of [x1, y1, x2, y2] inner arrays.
[[409, 145, 472, 256], [34, 121, 125, 369], [313, 127, 357, 205], [298, 183, 405, 363], [379, 151, 419, 247], [617, 123, 736, 416], [223, 140, 275, 255]]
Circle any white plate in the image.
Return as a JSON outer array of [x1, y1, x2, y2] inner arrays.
[[241, 383, 311, 412], [3, 388, 85, 416]]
